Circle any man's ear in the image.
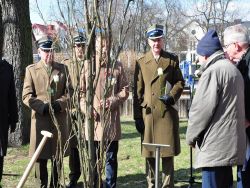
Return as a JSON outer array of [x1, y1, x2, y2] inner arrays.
[[37, 48, 41, 55]]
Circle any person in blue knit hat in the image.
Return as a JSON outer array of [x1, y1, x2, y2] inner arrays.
[[186, 29, 247, 188], [196, 30, 223, 56]]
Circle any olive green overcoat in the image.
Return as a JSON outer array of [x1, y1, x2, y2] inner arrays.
[[62, 59, 84, 148], [133, 50, 184, 157], [22, 60, 73, 159]]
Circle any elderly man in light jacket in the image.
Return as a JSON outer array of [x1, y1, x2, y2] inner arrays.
[[186, 30, 246, 188], [80, 36, 129, 188]]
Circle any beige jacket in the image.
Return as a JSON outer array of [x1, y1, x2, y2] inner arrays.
[[80, 61, 129, 141]]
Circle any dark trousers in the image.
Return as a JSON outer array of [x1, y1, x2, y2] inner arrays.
[[202, 166, 233, 188], [69, 147, 81, 183], [237, 159, 250, 187], [238, 129, 250, 187], [94, 141, 118, 188], [35, 159, 60, 188], [0, 156, 3, 182]]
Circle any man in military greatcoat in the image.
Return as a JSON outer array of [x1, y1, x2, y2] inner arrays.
[[62, 33, 86, 188], [133, 24, 184, 188], [22, 35, 73, 188]]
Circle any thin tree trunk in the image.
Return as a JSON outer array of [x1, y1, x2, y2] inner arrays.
[[0, 0, 32, 145]]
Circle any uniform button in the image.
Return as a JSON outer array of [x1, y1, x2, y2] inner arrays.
[[152, 92, 154, 95]]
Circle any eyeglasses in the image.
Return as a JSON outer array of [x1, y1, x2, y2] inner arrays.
[[223, 42, 235, 49]]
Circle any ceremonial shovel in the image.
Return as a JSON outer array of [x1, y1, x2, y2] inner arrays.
[[17, 131, 53, 188]]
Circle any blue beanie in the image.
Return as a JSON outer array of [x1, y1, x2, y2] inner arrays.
[[197, 30, 222, 57]]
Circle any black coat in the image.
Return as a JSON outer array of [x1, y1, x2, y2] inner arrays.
[[0, 60, 18, 156], [237, 48, 250, 121]]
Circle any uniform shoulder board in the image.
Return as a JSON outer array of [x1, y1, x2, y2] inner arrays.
[[167, 51, 179, 61], [137, 54, 145, 61], [26, 63, 36, 69], [168, 51, 178, 58]]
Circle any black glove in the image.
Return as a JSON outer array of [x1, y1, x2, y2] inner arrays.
[[10, 122, 16, 133], [135, 118, 145, 134], [43, 103, 50, 115], [246, 126, 250, 140], [159, 94, 175, 106], [71, 110, 78, 121], [52, 101, 62, 113]]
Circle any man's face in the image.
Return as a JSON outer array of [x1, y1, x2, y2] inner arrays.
[[74, 43, 85, 59], [96, 38, 109, 61], [38, 48, 54, 64], [148, 37, 164, 55], [224, 43, 240, 62], [198, 55, 207, 64]]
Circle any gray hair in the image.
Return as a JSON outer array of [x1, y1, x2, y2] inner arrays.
[[223, 24, 249, 45]]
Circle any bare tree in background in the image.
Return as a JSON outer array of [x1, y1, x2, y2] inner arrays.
[[82, 1, 135, 187], [163, 0, 190, 52], [123, 0, 189, 54], [0, 0, 32, 145], [182, 0, 239, 38], [34, 0, 136, 187]]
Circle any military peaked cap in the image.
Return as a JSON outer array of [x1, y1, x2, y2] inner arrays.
[[73, 33, 86, 45], [146, 24, 164, 39], [37, 35, 53, 50]]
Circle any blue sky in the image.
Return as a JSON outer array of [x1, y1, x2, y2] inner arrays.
[[29, 0, 56, 24], [29, 0, 250, 24]]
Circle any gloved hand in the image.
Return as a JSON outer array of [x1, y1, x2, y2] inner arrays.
[[159, 95, 175, 106], [43, 103, 50, 115], [52, 101, 61, 113], [10, 123, 16, 133], [246, 126, 250, 140], [71, 110, 78, 121], [135, 118, 145, 134]]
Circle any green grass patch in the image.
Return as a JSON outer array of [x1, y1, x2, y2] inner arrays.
[[1, 117, 237, 187]]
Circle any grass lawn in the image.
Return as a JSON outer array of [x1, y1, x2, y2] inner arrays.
[[116, 117, 201, 188], [1, 116, 236, 187]]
